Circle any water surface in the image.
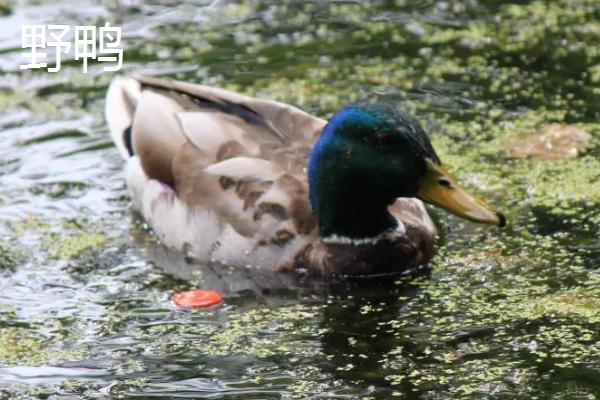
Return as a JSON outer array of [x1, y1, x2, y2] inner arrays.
[[1, 0, 599, 398]]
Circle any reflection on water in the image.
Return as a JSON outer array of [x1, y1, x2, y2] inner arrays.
[[0, 0, 599, 398]]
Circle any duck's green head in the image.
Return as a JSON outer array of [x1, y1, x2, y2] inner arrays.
[[308, 103, 504, 238]]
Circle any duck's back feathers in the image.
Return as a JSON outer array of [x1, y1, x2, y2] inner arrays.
[[135, 75, 326, 142], [105, 76, 326, 269], [106, 76, 439, 275]]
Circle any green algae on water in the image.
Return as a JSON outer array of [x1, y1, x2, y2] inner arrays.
[[0, 328, 85, 367], [47, 232, 108, 260], [0, 245, 18, 270]]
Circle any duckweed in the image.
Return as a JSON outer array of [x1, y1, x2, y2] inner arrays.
[[0, 245, 18, 270], [0, 328, 84, 366], [47, 232, 108, 260]]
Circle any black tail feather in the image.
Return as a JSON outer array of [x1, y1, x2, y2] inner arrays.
[[123, 126, 134, 157]]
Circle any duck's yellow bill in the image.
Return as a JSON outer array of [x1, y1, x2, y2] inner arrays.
[[417, 159, 506, 227]]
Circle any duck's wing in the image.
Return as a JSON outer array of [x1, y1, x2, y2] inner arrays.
[[137, 75, 326, 176], [105, 76, 325, 244]]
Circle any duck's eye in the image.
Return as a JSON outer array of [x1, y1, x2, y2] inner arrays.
[[438, 178, 452, 188], [375, 133, 392, 147]]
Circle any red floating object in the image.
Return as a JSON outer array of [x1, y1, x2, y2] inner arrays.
[[172, 290, 223, 309]]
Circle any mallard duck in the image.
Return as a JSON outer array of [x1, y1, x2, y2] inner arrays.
[[105, 76, 505, 277]]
